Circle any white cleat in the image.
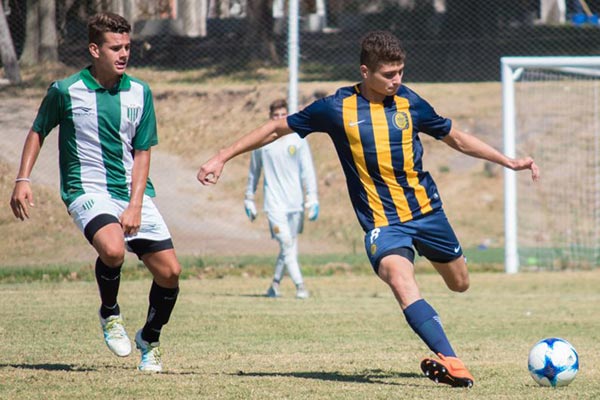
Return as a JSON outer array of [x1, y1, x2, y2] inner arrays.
[[135, 330, 162, 372], [295, 286, 309, 299], [99, 313, 131, 357]]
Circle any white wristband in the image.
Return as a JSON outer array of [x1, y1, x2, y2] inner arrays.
[[15, 178, 31, 183]]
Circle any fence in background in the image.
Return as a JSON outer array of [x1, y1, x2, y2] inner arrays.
[[5, 0, 600, 83]]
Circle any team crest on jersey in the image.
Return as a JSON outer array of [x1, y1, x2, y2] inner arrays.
[[393, 112, 409, 130], [126, 105, 142, 123], [287, 145, 297, 156], [370, 243, 377, 255]]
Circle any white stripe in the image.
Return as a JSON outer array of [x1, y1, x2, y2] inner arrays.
[[69, 81, 109, 195]]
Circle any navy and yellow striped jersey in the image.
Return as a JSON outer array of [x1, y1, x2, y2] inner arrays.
[[287, 84, 451, 232]]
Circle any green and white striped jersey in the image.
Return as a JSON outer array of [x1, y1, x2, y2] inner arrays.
[[33, 67, 157, 206]]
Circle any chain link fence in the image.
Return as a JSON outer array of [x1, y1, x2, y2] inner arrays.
[[3, 0, 600, 265], [5, 0, 600, 83]]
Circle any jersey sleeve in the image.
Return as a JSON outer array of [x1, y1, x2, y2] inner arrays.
[[298, 141, 318, 199], [287, 98, 333, 138], [132, 84, 158, 150], [32, 82, 64, 138], [412, 93, 452, 140], [245, 149, 263, 198]]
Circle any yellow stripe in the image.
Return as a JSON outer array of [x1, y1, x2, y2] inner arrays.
[[342, 95, 388, 227], [395, 97, 432, 215], [369, 102, 411, 222]]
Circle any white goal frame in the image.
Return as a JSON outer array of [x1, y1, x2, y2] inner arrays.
[[501, 56, 600, 273]]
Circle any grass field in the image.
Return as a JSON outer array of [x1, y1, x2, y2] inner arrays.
[[1, 269, 599, 399]]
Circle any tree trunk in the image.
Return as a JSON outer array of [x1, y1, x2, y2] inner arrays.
[[39, 0, 58, 62], [20, 0, 59, 65], [20, 0, 40, 66], [0, 0, 22, 83], [246, 0, 279, 64], [179, 0, 208, 37]]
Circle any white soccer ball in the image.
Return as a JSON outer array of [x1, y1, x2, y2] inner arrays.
[[528, 337, 579, 387]]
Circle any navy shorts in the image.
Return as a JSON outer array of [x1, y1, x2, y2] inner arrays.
[[364, 208, 463, 273]]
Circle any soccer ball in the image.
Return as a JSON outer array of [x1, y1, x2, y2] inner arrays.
[[528, 337, 579, 387]]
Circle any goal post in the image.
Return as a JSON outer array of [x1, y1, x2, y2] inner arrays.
[[502, 56, 600, 273]]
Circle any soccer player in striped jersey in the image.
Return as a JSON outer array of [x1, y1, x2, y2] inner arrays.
[[9, 12, 181, 373], [197, 31, 539, 387], [244, 99, 319, 299]]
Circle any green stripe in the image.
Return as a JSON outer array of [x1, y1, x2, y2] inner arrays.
[[96, 90, 129, 201]]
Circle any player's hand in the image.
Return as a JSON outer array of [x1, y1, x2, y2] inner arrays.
[[305, 194, 319, 221], [197, 154, 225, 185], [511, 157, 540, 182], [10, 181, 34, 221], [244, 199, 257, 221], [307, 203, 319, 221], [120, 206, 142, 236]]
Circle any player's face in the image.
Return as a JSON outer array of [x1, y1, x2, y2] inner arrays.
[[270, 107, 288, 120], [361, 62, 404, 100], [89, 32, 131, 77]]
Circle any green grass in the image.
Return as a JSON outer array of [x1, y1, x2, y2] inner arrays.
[[0, 249, 507, 284], [1, 270, 599, 399]]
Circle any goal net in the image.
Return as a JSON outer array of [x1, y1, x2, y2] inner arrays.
[[502, 56, 600, 273]]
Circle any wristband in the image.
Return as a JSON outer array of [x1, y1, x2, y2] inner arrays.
[[15, 178, 31, 183]]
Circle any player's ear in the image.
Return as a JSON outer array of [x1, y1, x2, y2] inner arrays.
[[88, 42, 100, 59], [360, 65, 369, 79]]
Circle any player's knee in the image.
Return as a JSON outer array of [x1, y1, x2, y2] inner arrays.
[[99, 246, 125, 267], [165, 261, 182, 280], [448, 275, 470, 292], [155, 262, 181, 287], [279, 236, 294, 253]]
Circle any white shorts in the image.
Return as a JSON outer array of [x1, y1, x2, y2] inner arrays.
[[67, 193, 172, 245], [267, 210, 304, 241]]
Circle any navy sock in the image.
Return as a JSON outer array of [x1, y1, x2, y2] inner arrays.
[[95, 257, 122, 319], [403, 299, 456, 357], [142, 281, 179, 343]]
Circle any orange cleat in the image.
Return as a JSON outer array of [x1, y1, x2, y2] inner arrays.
[[420, 353, 474, 388]]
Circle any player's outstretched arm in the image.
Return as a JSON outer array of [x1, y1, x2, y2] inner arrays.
[[10, 129, 44, 220], [442, 128, 540, 182], [197, 118, 293, 185]]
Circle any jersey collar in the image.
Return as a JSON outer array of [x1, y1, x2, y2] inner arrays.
[[80, 66, 132, 92]]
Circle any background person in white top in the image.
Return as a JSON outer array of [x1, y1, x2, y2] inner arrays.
[[244, 99, 319, 299]]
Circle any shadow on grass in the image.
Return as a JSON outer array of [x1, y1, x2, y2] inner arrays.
[[0, 363, 97, 372], [232, 369, 422, 386]]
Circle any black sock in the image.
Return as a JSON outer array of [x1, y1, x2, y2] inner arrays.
[[142, 281, 179, 343], [95, 257, 122, 319]]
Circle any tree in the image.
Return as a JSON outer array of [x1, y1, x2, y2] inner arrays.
[[246, 0, 279, 64], [0, 0, 21, 83], [179, 0, 208, 37], [21, 0, 59, 66]]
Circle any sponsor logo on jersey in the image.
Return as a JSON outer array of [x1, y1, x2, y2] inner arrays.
[[349, 119, 366, 127], [370, 243, 377, 255], [82, 199, 95, 211], [72, 106, 93, 116], [393, 111, 409, 130]]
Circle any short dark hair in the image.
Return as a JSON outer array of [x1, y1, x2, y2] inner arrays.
[[88, 12, 131, 46], [269, 99, 288, 115], [360, 31, 406, 70]]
